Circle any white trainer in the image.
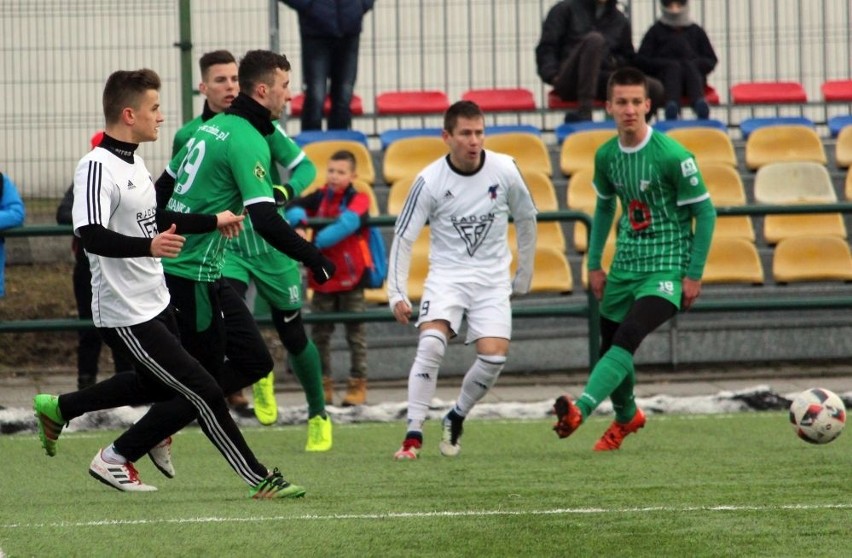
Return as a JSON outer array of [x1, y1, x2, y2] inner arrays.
[[438, 413, 463, 457], [148, 436, 175, 478], [89, 449, 157, 492]]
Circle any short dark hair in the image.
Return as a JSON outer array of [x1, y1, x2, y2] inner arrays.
[[238, 50, 291, 94], [199, 50, 236, 80], [443, 100, 484, 133], [330, 149, 357, 170], [102, 69, 161, 124], [606, 67, 649, 100]]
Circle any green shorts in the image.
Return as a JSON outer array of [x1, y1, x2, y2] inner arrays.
[[599, 268, 683, 323], [221, 249, 303, 311]]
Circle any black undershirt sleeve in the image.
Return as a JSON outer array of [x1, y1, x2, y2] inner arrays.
[[78, 224, 152, 258], [246, 201, 321, 265]]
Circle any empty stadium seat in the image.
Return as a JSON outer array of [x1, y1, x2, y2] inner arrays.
[[510, 246, 574, 294], [821, 79, 852, 102], [555, 120, 616, 144], [383, 136, 447, 184], [565, 168, 618, 252], [772, 236, 852, 283], [827, 114, 852, 138], [364, 283, 389, 305], [835, 126, 852, 169], [654, 118, 727, 133], [667, 127, 737, 167], [739, 116, 815, 140], [461, 88, 536, 112], [386, 174, 418, 215], [559, 129, 617, 176], [701, 164, 755, 241], [744, 125, 827, 170], [703, 237, 764, 285], [730, 81, 807, 104], [486, 132, 552, 176], [521, 170, 558, 210], [753, 161, 837, 204], [303, 140, 376, 186], [763, 212, 847, 245], [378, 127, 442, 150], [293, 129, 369, 147], [375, 90, 450, 115], [289, 93, 364, 117], [547, 90, 605, 111]]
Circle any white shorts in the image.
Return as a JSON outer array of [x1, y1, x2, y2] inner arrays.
[[415, 279, 512, 343]]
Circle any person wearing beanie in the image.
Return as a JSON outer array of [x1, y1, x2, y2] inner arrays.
[[636, 0, 718, 120], [536, 0, 665, 122]]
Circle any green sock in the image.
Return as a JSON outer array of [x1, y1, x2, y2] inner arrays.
[[290, 341, 326, 418], [576, 346, 634, 419], [610, 371, 638, 424]]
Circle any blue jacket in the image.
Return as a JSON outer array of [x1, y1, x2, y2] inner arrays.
[[0, 174, 26, 297], [280, 0, 375, 38]]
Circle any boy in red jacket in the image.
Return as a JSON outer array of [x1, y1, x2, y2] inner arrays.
[[286, 150, 372, 405]]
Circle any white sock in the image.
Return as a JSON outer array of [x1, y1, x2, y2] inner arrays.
[[405, 329, 447, 432], [101, 444, 127, 465], [454, 354, 506, 416]]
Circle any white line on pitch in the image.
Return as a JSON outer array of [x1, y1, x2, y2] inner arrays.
[[1, 503, 850, 530]]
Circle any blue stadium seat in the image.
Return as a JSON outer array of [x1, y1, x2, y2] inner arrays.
[[555, 120, 616, 144], [488, 124, 542, 136], [739, 116, 814, 140], [827, 115, 852, 138], [294, 129, 369, 147], [653, 119, 727, 133], [378, 127, 442, 150]]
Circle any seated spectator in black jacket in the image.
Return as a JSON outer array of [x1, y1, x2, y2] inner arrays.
[[637, 0, 718, 120], [535, 0, 664, 122]]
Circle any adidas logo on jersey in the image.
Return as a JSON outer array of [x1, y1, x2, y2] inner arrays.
[[444, 190, 454, 199], [126, 180, 135, 189]]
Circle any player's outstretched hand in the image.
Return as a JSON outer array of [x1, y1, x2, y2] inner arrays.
[[151, 223, 185, 258], [392, 300, 412, 325], [215, 210, 245, 239], [308, 254, 336, 285]]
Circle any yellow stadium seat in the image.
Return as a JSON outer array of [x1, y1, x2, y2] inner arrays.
[[846, 168, 852, 200], [300, 178, 380, 216], [753, 161, 837, 204], [486, 133, 553, 177], [836, 126, 852, 169], [581, 240, 616, 289], [510, 246, 573, 294], [565, 169, 618, 252], [703, 237, 764, 285], [701, 163, 754, 241], [772, 236, 852, 283], [364, 282, 389, 305], [521, 170, 558, 210], [559, 129, 616, 176], [763, 211, 847, 244], [667, 128, 737, 168], [744, 125, 827, 170], [508, 221, 566, 253], [386, 175, 418, 216], [303, 140, 376, 186], [383, 136, 447, 185]]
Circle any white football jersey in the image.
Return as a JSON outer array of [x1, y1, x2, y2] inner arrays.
[[394, 150, 537, 287], [72, 147, 170, 327]]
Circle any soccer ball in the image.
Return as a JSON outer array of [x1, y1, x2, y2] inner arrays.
[[788, 388, 846, 444]]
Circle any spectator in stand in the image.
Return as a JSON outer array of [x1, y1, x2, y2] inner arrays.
[[56, 131, 134, 390], [278, 0, 375, 131], [636, 0, 718, 120], [286, 150, 371, 407], [535, 0, 664, 122], [0, 171, 26, 298]]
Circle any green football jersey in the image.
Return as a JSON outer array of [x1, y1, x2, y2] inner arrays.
[[592, 128, 709, 274], [171, 115, 203, 157], [227, 123, 310, 258], [163, 113, 275, 281]]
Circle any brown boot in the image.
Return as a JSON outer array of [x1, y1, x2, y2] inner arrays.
[[323, 376, 335, 406], [341, 377, 367, 407]]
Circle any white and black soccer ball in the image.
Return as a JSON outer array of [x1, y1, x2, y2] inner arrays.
[[789, 388, 846, 444]]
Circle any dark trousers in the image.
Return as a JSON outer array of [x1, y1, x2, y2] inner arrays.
[[57, 308, 268, 485], [645, 59, 710, 106], [311, 289, 367, 379], [299, 33, 361, 131], [73, 249, 134, 389], [110, 276, 272, 466]]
